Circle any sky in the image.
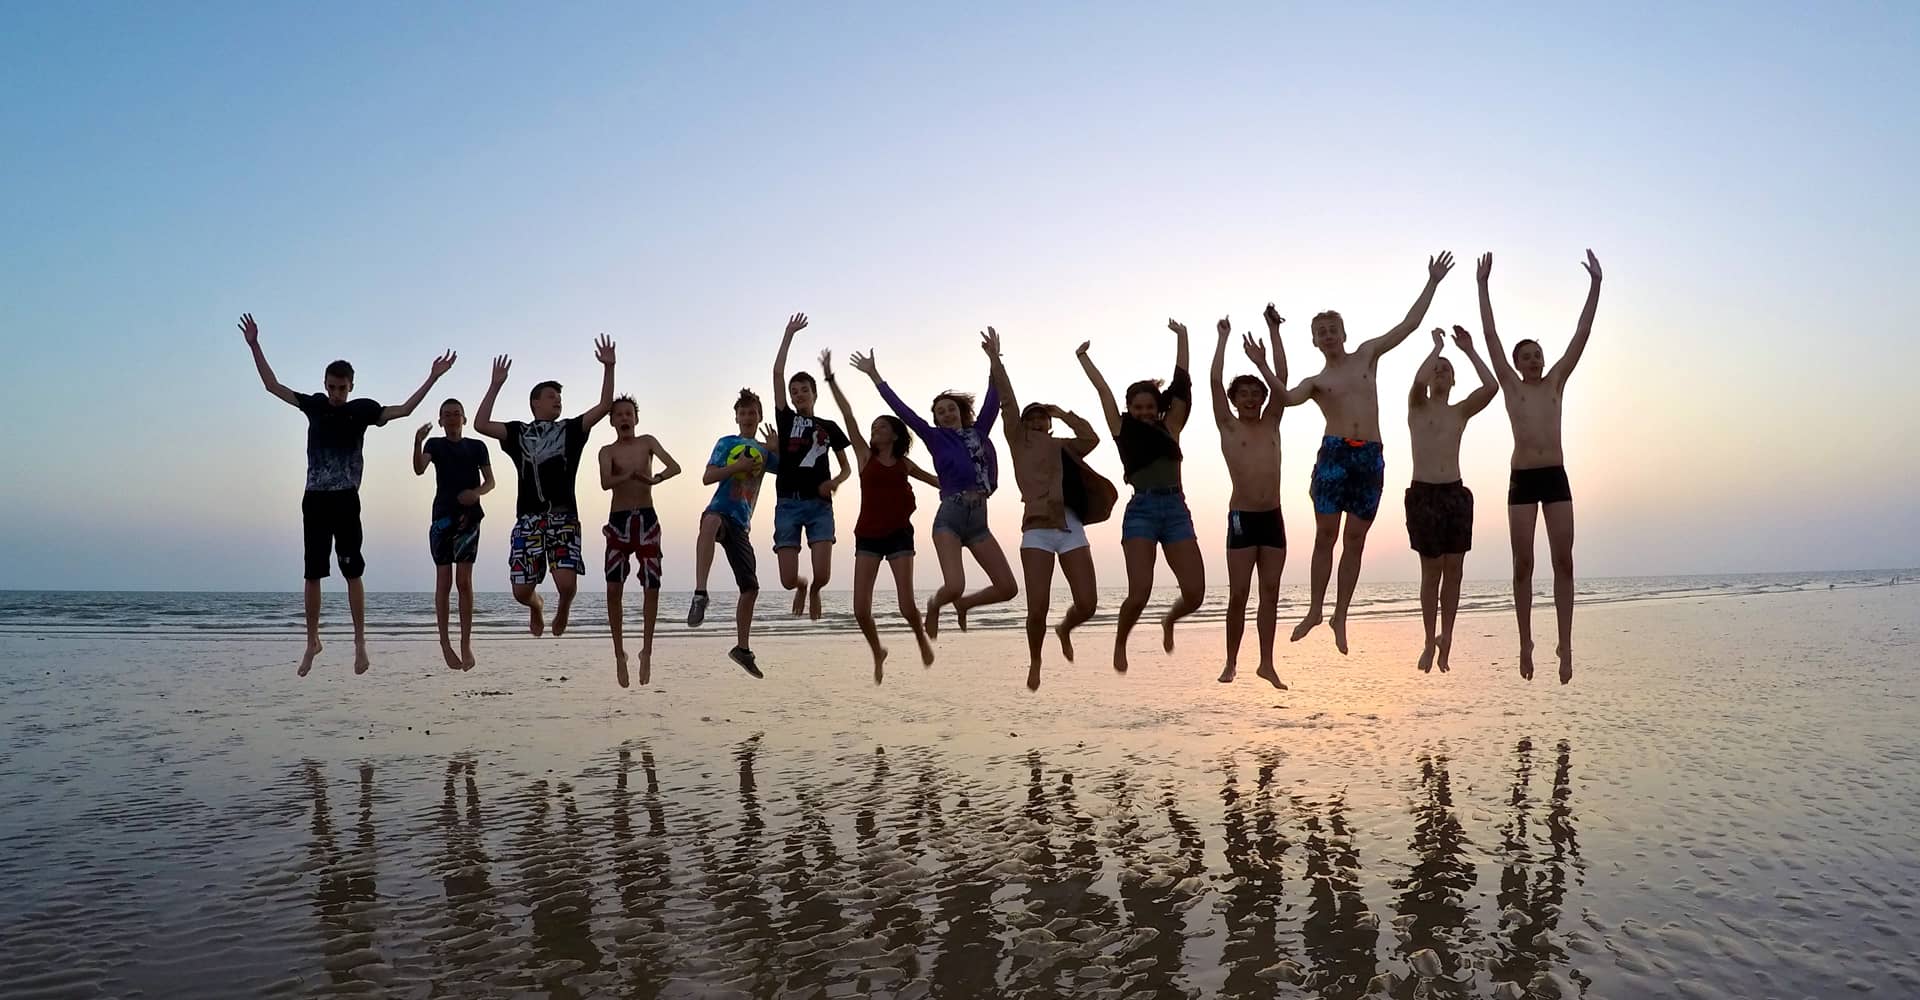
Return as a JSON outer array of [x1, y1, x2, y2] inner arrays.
[[2, 2, 1916, 591]]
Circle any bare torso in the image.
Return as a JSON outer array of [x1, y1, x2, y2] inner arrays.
[[1407, 399, 1470, 483], [1501, 377, 1565, 468], [1308, 351, 1384, 442], [1218, 413, 1282, 510], [606, 437, 658, 510]]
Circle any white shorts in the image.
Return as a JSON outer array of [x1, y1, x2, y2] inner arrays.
[[1020, 510, 1089, 555]]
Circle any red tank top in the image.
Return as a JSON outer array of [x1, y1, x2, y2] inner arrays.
[[854, 456, 916, 538]]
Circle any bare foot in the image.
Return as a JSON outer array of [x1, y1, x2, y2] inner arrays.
[[916, 634, 935, 667], [791, 583, 807, 616], [1290, 611, 1322, 643], [460, 645, 476, 671], [615, 651, 630, 688], [1254, 664, 1288, 690], [925, 597, 943, 639], [1417, 639, 1436, 673], [442, 643, 463, 670], [873, 646, 888, 685], [1055, 623, 1075, 662], [1218, 662, 1237, 683], [1330, 617, 1349, 655], [1112, 642, 1129, 674], [1436, 637, 1451, 673], [809, 587, 824, 621], [1519, 642, 1535, 681], [353, 643, 371, 675], [638, 649, 652, 686], [955, 605, 969, 632], [1161, 615, 1176, 653], [1026, 663, 1042, 691], [1557, 646, 1573, 685], [297, 639, 322, 677], [552, 599, 572, 637], [527, 595, 546, 637]]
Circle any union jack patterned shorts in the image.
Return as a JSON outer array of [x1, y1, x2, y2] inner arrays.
[[604, 507, 663, 589]]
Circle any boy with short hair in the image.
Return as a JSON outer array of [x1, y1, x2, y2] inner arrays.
[[599, 394, 682, 687], [413, 398, 495, 671], [689, 389, 778, 678], [769, 312, 853, 619]]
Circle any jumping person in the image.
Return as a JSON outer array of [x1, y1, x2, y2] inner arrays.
[[982, 328, 1117, 691], [1405, 326, 1498, 674], [822, 349, 940, 682], [1282, 252, 1455, 654], [688, 390, 779, 678], [769, 313, 853, 620], [1077, 319, 1205, 673], [598, 394, 682, 688], [238, 313, 454, 676], [473, 336, 618, 639], [1212, 306, 1295, 688], [860, 350, 1019, 636], [413, 399, 495, 672], [1478, 251, 1603, 684]]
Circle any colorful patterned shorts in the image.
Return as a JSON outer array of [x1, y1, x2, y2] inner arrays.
[[510, 512, 585, 585]]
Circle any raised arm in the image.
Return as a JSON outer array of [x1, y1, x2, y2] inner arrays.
[[855, 351, 936, 439], [1210, 318, 1232, 428], [1259, 303, 1290, 392], [1409, 328, 1445, 410], [821, 349, 871, 466], [980, 328, 1022, 437], [238, 314, 301, 407], [772, 312, 807, 412], [1360, 252, 1455, 358], [645, 437, 682, 485], [1075, 341, 1124, 437], [1055, 405, 1100, 457], [1477, 253, 1521, 386], [473, 355, 511, 439], [382, 351, 456, 422], [1452, 325, 1499, 416], [413, 424, 432, 474], [579, 335, 617, 429], [1550, 250, 1603, 384]]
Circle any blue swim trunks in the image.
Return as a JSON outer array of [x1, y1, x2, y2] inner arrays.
[[1309, 436, 1386, 520]]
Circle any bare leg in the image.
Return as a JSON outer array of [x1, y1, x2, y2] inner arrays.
[[1417, 555, 1441, 672], [735, 589, 758, 651], [926, 531, 966, 638], [1544, 501, 1576, 684], [954, 534, 1020, 630], [608, 577, 629, 688], [1222, 547, 1256, 682], [1438, 553, 1463, 673], [888, 555, 934, 666], [853, 553, 887, 681], [1114, 538, 1157, 673], [639, 587, 658, 684], [1159, 538, 1206, 653], [1020, 548, 1056, 686], [551, 569, 577, 637], [808, 541, 832, 620], [1253, 546, 1286, 689], [1328, 515, 1372, 655], [1292, 513, 1340, 642], [1508, 504, 1538, 680], [455, 564, 476, 669], [513, 582, 546, 637], [298, 579, 323, 676], [347, 577, 370, 673], [778, 546, 807, 616], [1055, 546, 1098, 663], [435, 565, 459, 668]]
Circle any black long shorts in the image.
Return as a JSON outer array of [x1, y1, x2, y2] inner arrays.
[[302, 490, 365, 580]]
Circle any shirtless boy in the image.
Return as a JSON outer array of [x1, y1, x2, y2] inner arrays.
[[599, 395, 682, 687], [1212, 305, 1296, 687], [1405, 326, 1498, 673], [239, 313, 454, 676], [413, 399, 495, 671], [1282, 252, 1454, 653], [1478, 251, 1603, 683]]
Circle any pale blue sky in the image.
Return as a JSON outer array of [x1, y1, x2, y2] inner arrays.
[[3, 2, 1916, 590]]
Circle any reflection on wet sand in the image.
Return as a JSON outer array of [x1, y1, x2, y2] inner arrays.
[[289, 740, 1582, 998]]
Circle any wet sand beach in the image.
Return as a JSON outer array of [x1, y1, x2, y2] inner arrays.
[[1, 581, 1915, 999]]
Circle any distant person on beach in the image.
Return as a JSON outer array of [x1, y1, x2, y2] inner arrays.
[[864, 349, 1019, 636], [473, 337, 618, 640], [1213, 306, 1297, 688], [1078, 319, 1205, 672], [825, 349, 940, 681], [689, 389, 779, 677], [982, 328, 1118, 690], [769, 313, 853, 620], [412, 399, 495, 672], [239, 313, 455, 676], [598, 394, 682, 687], [1405, 325, 1498, 673], [1282, 252, 1455, 654], [1478, 250, 1603, 683]]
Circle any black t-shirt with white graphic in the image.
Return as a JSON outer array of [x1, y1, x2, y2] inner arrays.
[[298, 394, 385, 492], [773, 406, 851, 499], [500, 416, 590, 516]]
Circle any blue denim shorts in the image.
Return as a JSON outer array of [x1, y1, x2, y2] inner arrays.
[[772, 497, 836, 550], [1121, 490, 1197, 544], [932, 493, 993, 545]]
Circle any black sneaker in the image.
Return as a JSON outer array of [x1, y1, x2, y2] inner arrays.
[[687, 592, 709, 628], [728, 646, 763, 679]]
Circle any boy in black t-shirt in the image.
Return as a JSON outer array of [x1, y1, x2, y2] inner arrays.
[[239, 313, 454, 677], [413, 399, 495, 671], [769, 313, 852, 619], [473, 336, 617, 638]]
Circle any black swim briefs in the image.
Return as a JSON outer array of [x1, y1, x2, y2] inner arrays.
[[1226, 507, 1286, 550], [1405, 480, 1473, 557], [1508, 465, 1573, 506]]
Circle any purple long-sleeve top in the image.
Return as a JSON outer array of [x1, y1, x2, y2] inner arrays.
[[877, 381, 1000, 497]]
